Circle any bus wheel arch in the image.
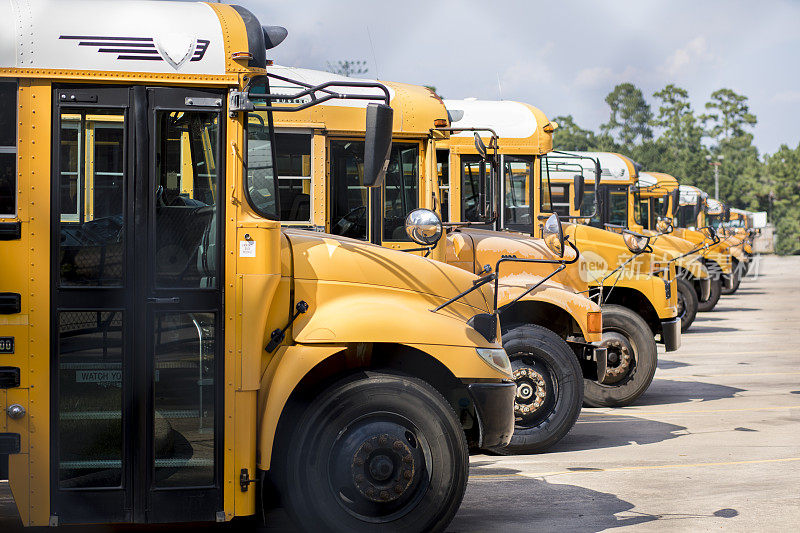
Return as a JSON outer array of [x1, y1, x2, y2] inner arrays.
[[601, 287, 661, 338], [499, 300, 581, 341], [262, 342, 476, 473]]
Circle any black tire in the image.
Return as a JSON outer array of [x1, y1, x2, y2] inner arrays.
[[276, 372, 468, 533], [721, 259, 742, 295], [697, 277, 722, 312], [676, 277, 699, 332], [584, 305, 658, 407], [488, 325, 583, 455]]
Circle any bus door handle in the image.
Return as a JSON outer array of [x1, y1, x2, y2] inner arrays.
[[147, 297, 180, 304]]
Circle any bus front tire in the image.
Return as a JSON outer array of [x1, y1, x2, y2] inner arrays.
[[721, 260, 742, 295], [488, 325, 583, 455], [677, 278, 699, 332], [584, 305, 657, 407], [277, 371, 468, 533], [697, 278, 722, 312]]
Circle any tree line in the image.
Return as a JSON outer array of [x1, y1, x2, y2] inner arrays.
[[552, 83, 799, 255]]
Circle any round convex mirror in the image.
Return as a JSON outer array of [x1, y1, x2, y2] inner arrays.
[[405, 209, 443, 246], [543, 213, 564, 257]]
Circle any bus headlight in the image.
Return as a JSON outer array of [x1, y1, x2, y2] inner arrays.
[[475, 347, 512, 376]]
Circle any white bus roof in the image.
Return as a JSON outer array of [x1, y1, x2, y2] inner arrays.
[[550, 151, 636, 183], [0, 0, 229, 75], [267, 65, 395, 108], [443, 99, 538, 139], [637, 172, 658, 187], [678, 184, 707, 204]]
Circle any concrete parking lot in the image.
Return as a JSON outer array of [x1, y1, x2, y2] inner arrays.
[[2, 254, 798, 532]]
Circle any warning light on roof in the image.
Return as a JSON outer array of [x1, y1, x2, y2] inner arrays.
[[543, 122, 557, 133]]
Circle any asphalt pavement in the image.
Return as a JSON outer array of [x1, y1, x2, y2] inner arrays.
[[1, 254, 798, 532]]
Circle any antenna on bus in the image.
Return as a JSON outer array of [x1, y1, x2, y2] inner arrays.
[[367, 26, 381, 79], [497, 72, 503, 100]]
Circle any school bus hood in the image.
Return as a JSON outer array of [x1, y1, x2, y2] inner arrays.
[[565, 223, 654, 282], [448, 228, 587, 293], [283, 229, 491, 312]]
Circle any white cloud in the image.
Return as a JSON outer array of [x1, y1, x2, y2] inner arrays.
[[574, 66, 638, 88], [661, 36, 715, 76], [772, 91, 800, 104], [575, 67, 614, 87]]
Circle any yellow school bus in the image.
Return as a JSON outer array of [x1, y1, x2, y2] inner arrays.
[[441, 99, 680, 409], [705, 198, 749, 294], [0, 1, 517, 530], [633, 171, 712, 324], [669, 184, 736, 309], [268, 66, 600, 454], [631, 172, 724, 310], [543, 156, 709, 332]]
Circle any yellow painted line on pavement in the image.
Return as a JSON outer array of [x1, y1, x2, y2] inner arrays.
[[470, 456, 800, 480], [669, 349, 799, 357], [580, 405, 800, 417], [655, 371, 800, 379]]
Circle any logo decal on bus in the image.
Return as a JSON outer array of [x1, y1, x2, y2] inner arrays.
[[59, 35, 210, 70]]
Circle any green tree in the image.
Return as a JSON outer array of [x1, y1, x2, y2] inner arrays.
[[648, 84, 711, 190], [702, 88, 757, 141], [551, 115, 597, 150], [701, 89, 761, 208], [326, 60, 368, 77], [763, 144, 800, 255], [600, 83, 653, 146]]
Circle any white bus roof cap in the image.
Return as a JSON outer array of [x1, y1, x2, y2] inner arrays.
[[443, 99, 538, 139], [0, 0, 228, 75]]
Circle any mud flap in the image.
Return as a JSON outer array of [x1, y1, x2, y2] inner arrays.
[[699, 278, 711, 302], [595, 346, 613, 384]]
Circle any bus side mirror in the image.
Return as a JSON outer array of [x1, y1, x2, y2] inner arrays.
[[662, 193, 670, 216], [724, 205, 731, 221], [363, 103, 393, 188], [473, 133, 488, 160], [573, 174, 585, 211], [671, 189, 680, 214]]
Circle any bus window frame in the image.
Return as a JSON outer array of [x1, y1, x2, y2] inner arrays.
[[604, 184, 629, 227], [436, 149, 450, 223], [243, 86, 281, 221], [501, 154, 535, 232], [274, 130, 314, 223], [0, 80, 18, 218], [327, 136, 422, 243]]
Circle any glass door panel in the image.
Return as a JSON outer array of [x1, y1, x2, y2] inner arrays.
[[57, 311, 124, 488], [152, 312, 215, 488]]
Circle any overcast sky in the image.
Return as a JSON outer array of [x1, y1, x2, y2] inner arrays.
[[232, 0, 799, 155]]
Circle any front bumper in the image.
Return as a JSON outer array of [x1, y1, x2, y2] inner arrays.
[[699, 278, 711, 302], [467, 382, 516, 448], [659, 317, 681, 352]]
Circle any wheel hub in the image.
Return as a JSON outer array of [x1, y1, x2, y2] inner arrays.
[[600, 337, 632, 381], [350, 433, 415, 503], [513, 366, 548, 416]]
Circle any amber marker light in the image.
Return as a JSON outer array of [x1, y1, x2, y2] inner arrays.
[[434, 118, 448, 127], [231, 51, 253, 61], [587, 311, 602, 334]]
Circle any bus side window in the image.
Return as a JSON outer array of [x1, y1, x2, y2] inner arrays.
[[0, 81, 17, 218], [550, 184, 570, 217], [275, 133, 312, 223], [436, 149, 449, 222]]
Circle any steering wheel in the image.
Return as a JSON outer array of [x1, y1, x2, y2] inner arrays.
[[333, 205, 367, 237]]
